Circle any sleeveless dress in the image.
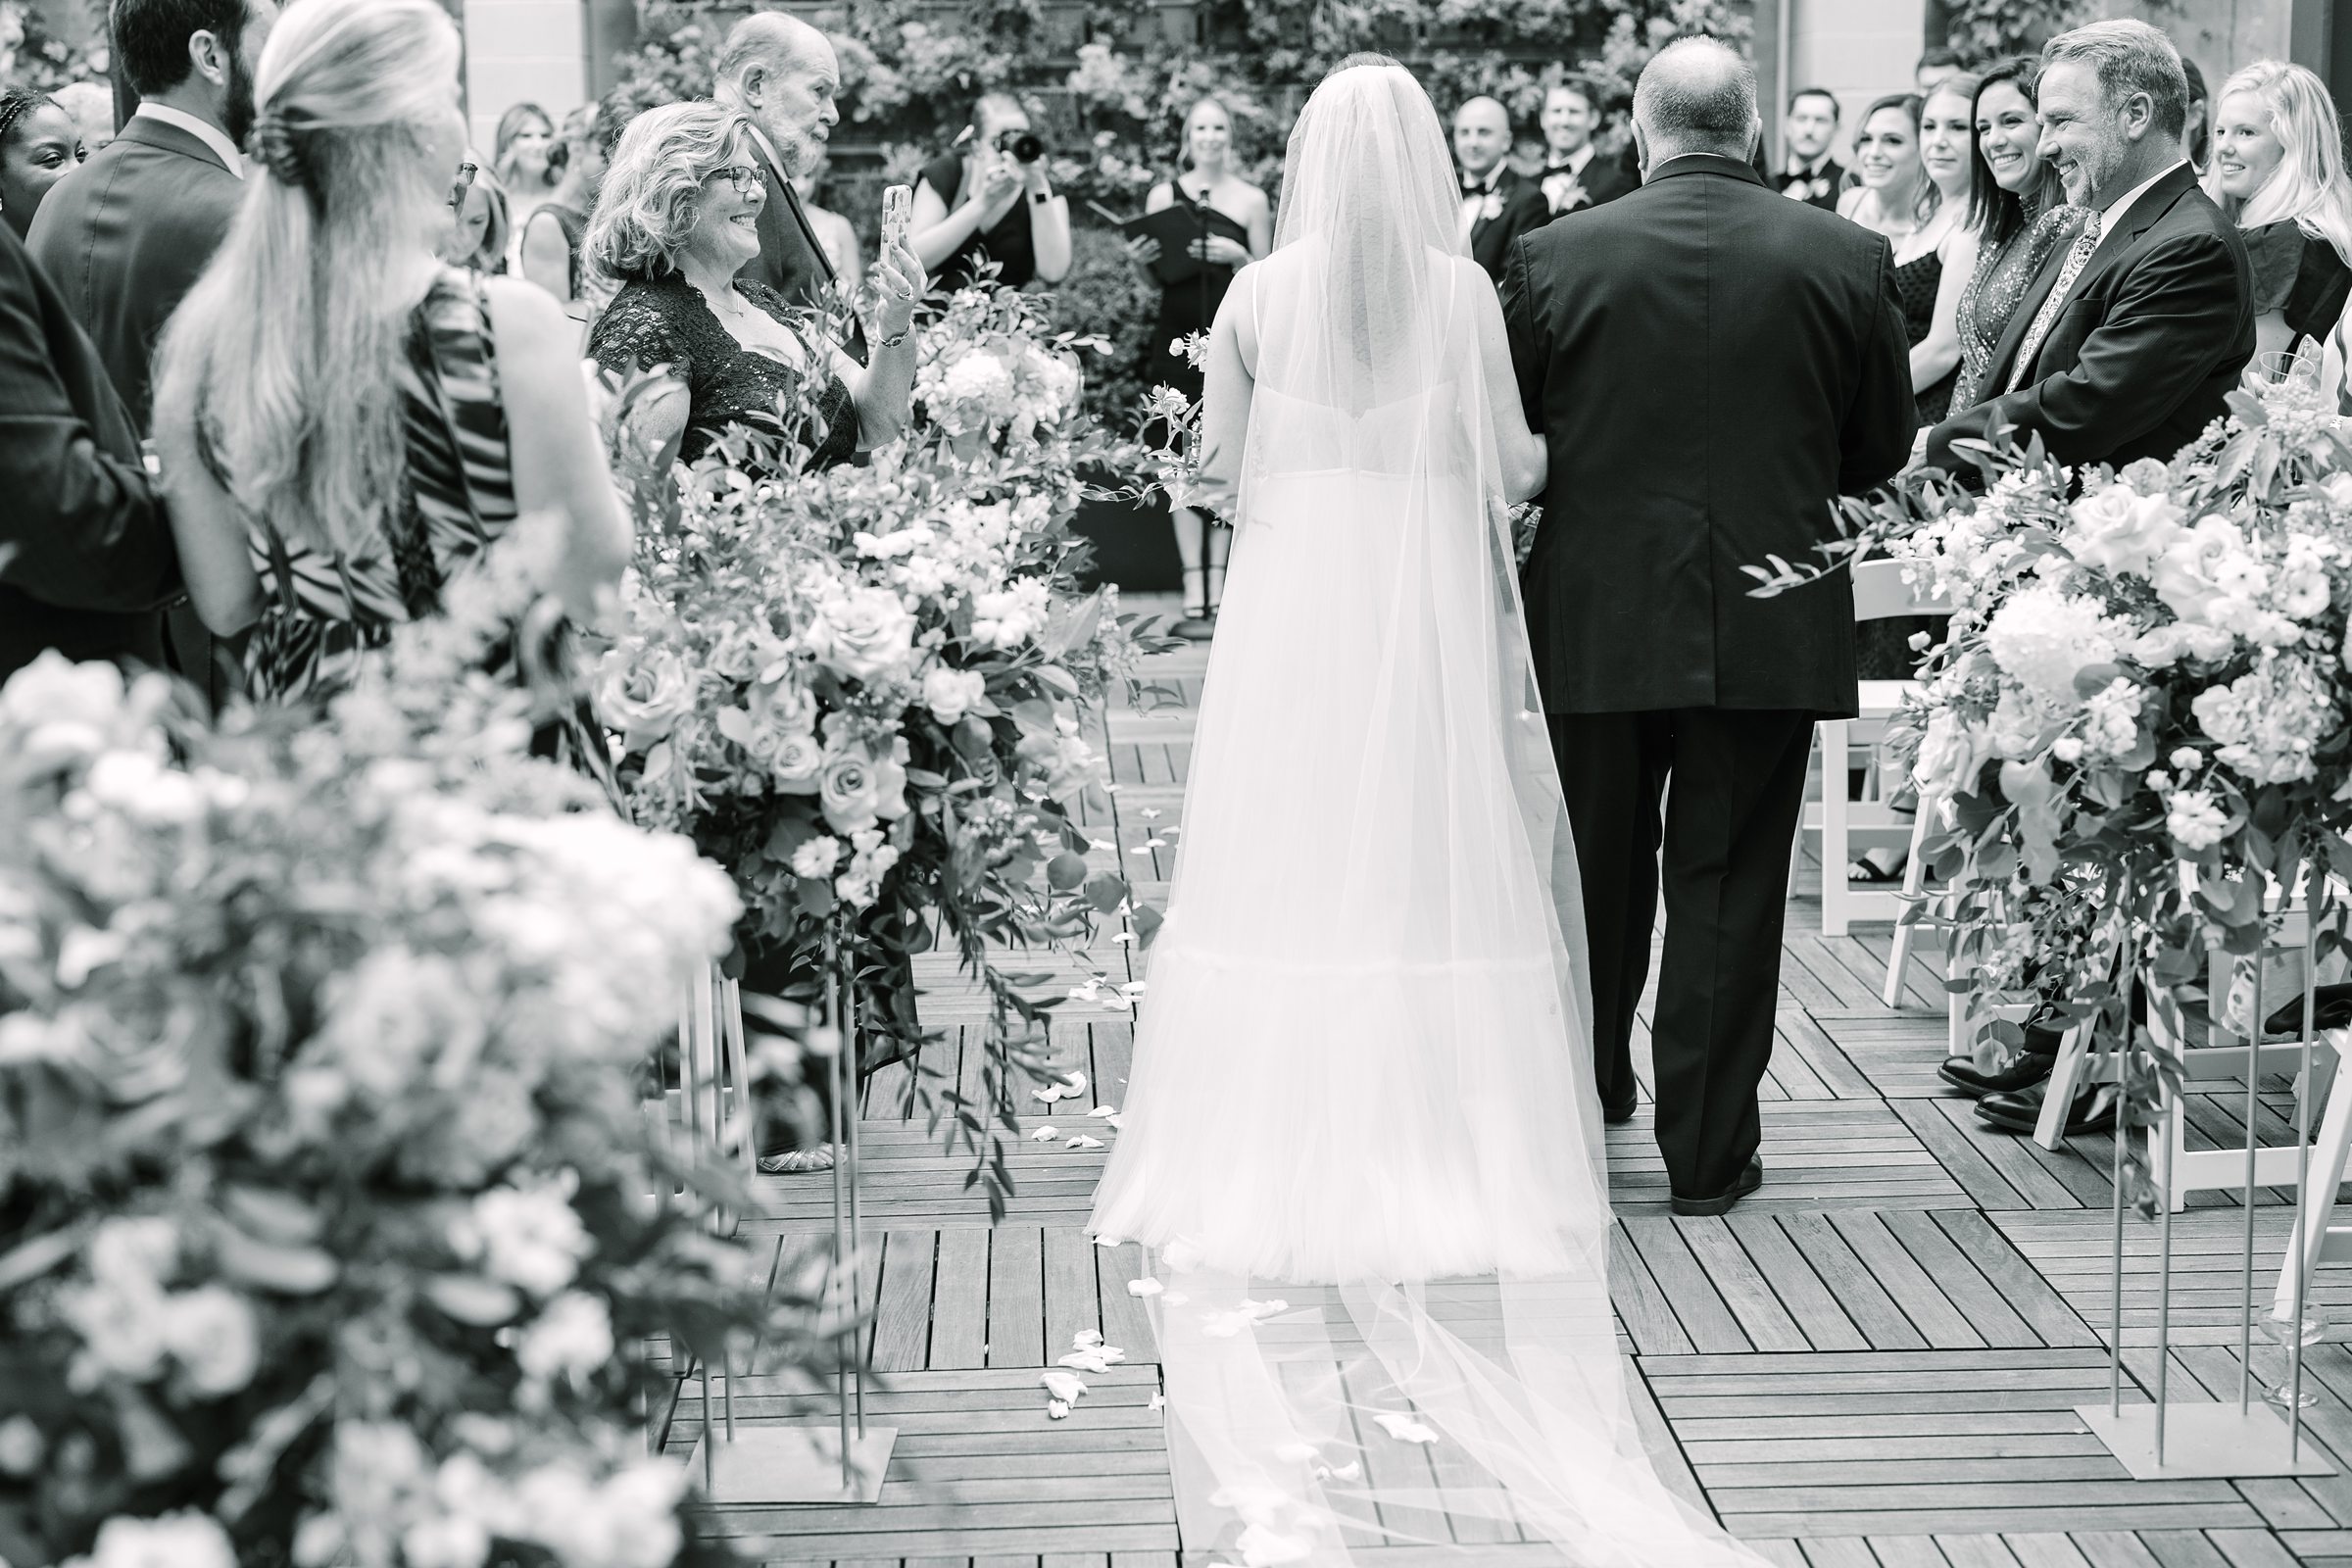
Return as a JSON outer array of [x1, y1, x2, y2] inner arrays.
[[233, 268, 521, 706], [1143, 184, 1248, 409], [1950, 205, 2087, 415], [1894, 247, 1953, 427], [586, 273, 859, 469], [919, 152, 1038, 293]]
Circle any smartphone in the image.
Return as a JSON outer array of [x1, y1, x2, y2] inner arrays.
[[882, 183, 913, 250]]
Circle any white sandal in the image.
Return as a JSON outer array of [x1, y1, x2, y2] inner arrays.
[[758, 1145, 838, 1174]]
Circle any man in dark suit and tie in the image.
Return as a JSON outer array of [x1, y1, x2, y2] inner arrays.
[[1773, 86, 1845, 208], [713, 12, 846, 315], [1536, 77, 1638, 219], [29, 0, 276, 704], [0, 224, 177, 683], [1502, 37, 1913, 1216], [1924, 20, 2252, 475], [1454, 97, 1549, 283]]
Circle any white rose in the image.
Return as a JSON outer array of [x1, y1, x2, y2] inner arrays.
[[403, 1515, 492, 1568], [0, 1414, 44, 1475], [2051, 736, 2084, 762], [2172, 747, 2204, 773], [70, 1512, 237, 1568], [923, 666, 989, 726], [514, 1292, 614, 1388], [769, 730, 824, 792], [817, 728, 909, 837], [164, 1286, 261, 1397], [88, 1217, 176, 1290], [80, 750, 204, 826], [791, 836, 843, 878], [2062, 483, 2185, 577], [454, 1178, 592, 1298], [593, 644, 698, 752], [2150, 516, 2250, 625], [808, 586, 917, 685]]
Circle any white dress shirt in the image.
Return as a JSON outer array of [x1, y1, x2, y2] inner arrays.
[[2096, 160, 2185, 242], [1459, 166, 1503, 246], [131, 102, 244, 178]]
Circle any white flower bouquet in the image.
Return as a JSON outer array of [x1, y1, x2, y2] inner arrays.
[[0, 529, 831, 1567], [1752, 351, 2352, 1206], [596, 285, 1162, 1217]]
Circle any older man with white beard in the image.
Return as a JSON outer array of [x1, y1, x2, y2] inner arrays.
[[712, 12, 846, 315], [1924, 19, 2252, 475]]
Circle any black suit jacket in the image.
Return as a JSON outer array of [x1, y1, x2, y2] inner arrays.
[[743, 134, 837, 311], [1466, 166, 1552, 284], [1926, 164, 2252, 473], [1771, 157, 1846, 210], [1502, 153, 1914, 717], [26, 113, 241, 429], [1537, 150, 1638, 219], [0, 225, 176, 682]]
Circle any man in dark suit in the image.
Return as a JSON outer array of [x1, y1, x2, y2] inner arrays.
[[1501, 37, 1913, 1216], [0, 224, 177, 683], [1454, 96, 1549, 283], [713, 11, 844, 314], [1924, 21, 2252, 475], [1536, 77, 1638, 218], [28, 0, 275, 703], [1773, 86, 1845, 208]]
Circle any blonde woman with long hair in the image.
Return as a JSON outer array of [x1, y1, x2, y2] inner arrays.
[[153, 0, 626, 707], [2205, 60, 2352, 359]]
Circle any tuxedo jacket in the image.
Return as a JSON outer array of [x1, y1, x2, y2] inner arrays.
[[1466, 166, 1552, 284], [0, 224, 176, 682], [1926, 164, 2252, 473], [1773, 157, 1845, 211], [1537, 150, 1638, 220], [1501, 153, 1914, 717], [26, 113, 240, 430]]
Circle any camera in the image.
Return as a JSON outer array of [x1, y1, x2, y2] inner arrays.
[[994, 128, 1045, 165]]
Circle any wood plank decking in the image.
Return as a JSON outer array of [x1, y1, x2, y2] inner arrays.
[[682, 603, 2352, 1566]]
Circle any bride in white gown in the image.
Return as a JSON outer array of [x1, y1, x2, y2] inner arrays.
[[1087, 57, 1767, 1567]]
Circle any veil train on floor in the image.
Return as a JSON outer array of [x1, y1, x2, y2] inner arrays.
[[1088, 60, 1771, 1566]]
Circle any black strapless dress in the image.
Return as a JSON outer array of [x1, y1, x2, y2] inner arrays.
[[1142, 188, 1248, 413]]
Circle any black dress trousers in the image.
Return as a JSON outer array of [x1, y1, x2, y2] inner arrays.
[[1549, 708, 1815, 1201]]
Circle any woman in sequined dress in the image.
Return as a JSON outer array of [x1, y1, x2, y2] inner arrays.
[[1947, 58, 2085, 417]]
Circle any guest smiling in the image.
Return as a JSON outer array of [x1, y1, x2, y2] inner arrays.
[[2203, 61, 2352, 360]]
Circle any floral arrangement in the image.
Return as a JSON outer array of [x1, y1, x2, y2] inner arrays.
[[0, 524, 830, 1568], [1750, 353, 2352, 1205], [595, 283, 1161, 1217], [912, 281, 1089, 452]]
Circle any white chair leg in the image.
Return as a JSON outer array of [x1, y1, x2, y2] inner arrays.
[[2034, 1022, 2089, 1151], [1789, 724, 1818, 899], [2278, 1041, 2352, 1318], [1881, 793, 1937, 1007], [1819, 719, 1851, 935]]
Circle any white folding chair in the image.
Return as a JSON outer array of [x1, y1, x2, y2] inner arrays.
[[1793, 560, 1951, 937]]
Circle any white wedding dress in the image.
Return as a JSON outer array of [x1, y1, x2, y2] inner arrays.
[[1088, 63, 1768, 1568]]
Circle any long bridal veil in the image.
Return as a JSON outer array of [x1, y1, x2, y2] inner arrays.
[[1089, 60, 1767, 1566]]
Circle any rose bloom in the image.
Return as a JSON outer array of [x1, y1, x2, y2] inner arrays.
[[808, 585, 917, 685], [163, 1286, 262, 1397], [70, 1511, 238, 1568], [923, 665, 989, 726], [2150, 516, 2257, 626], [2061, 481, 2183, 577], [593, 644, 698, 751], [817, 725, 910, 836]]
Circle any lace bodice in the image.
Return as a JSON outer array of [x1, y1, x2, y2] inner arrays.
[[1950, 205, 2087, 414], [587, 272, 859, 469]]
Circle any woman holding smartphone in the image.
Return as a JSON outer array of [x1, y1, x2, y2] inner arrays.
[[1130, 96, 1270, 639]]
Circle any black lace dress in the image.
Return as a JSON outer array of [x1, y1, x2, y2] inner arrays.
[[586, 272, 860, 469]]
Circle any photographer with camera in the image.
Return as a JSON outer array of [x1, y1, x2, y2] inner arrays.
[[909, 91, 1071, 292]]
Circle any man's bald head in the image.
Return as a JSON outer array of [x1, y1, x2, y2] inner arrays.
[[714, 11, 840, 175], [1452, 95, 1513, 178], [1632, 36, 1757, 170]]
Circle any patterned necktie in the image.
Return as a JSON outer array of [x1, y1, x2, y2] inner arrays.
[[2005, 211, 2102, 394]]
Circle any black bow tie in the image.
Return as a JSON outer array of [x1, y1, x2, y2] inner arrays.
[[1462, 174, 1491, 195]]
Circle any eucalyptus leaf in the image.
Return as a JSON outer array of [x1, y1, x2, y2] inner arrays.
[[423, 1274, 523, 1326]]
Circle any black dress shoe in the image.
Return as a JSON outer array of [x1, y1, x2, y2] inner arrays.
[[1671, 1157, 1764, 1217], [1975, 1083, 2117, 1137], [1602, 1091, 1639, 1125], [1937, 1051, 2056, 1099]]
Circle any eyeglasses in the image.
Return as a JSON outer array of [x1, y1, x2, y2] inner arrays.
[[708, 164, 763, 194]]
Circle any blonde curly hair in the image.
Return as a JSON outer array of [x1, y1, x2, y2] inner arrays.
[[585, 100, 753, 281]]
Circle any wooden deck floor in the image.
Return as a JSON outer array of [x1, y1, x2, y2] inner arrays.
[[680, 603, 2352, 1567]]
